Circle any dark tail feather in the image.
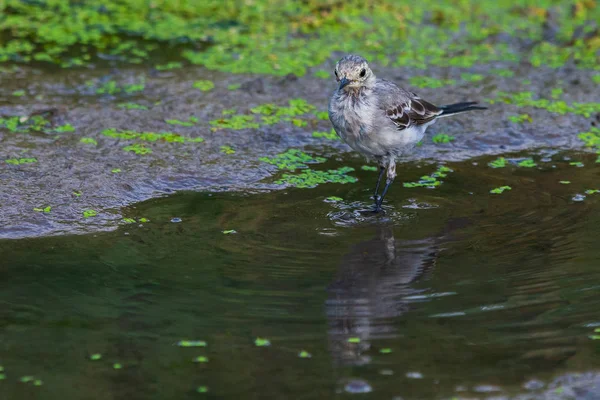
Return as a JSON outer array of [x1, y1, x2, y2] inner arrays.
[[439, 102, 487, 116]]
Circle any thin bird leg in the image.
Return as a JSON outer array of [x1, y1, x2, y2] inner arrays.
[[375, 161, 397, 211], [373, 165, 386, 203]]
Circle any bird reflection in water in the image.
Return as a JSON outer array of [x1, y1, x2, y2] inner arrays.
[[325, 225, 439, 392]]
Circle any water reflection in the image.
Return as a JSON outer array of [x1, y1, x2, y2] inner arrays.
[[325, 225, 439, 368]]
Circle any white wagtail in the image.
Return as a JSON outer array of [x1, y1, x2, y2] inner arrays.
[[328, 54, 486, 212]]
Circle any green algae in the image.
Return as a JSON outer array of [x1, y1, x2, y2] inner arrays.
[[313, 70, 330, 79], [492, 91, 600, 117], [102, 128, 203, 144], [259, 149, 326, 171], [118, 102, 148, 110], [12, 89, 25, 97], [314, 111, 329, 121], [488, 157, 507, 168], [227, 83, 241, 90], [403, 165, 452, 188], [193, 80, 214, 91], [33, 206, 52, 213], [86, 79, 145, 95], [222, 230, 237, 235], [197, 386, 209, 393], [210, 115, 259, 130], [123, 143, 152, 155], [361, 165, 378, 171], [347, 337, 361, 344], [379, 348, 393, 354], [80, 137, 98, 146], [275, 167, 357, 188], [518, 159, 537, 168], [324, 196, 343, 202], [83, 210, 98, 218], [570, 161, 584, 167], [193, 356, 209, 363], [254, 337, 270, 347], [165, 117, 198, 127], [220, 145, 235, 155], [409, 76, 455, 89], [490, 186, 512, 194], [0, 115, 73, 134], [312, 130, 339, 140], [460, 73, 484, 82], [155, 62, 182, 71], [89, 353, 102, 360], [178, 340, 207, 347], [432, 134, 455, 144], [113, 363, 123, 370], [577, 127, 600, 162], [508, 114, 532, 123], [491, 69, 515, 77], [298, 350, 312, 358], [5, 158, 37, 165]]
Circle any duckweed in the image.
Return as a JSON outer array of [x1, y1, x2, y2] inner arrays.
[[298, 350, 312, 358], [560, 181, 571, 184], [33, 206, 52, 213], [227, 83, 241, 90], [193, 356, 209, 363], [89, 353, 102, 360], [155, 62, 182, 71], [488, 157, 507, 168], [361, 165, 378, 171], [193, 80, 214, 91], [83, 210, 98, 218], [409, 76, 456, 89], [508, 114, 532, 123], [220, 146, 235, 155], [254, 337, 271, 347], [177, 340, 207, 347], [165, 117, 198, 127], [432, 134, 455, 143], [197, 386, 209, 393], [0, 115, 73, 133], [493, 91, 600, 117], [275, 167, 357, 188], [347, 337, 361, 344], [518, 159, 537, 168], [460, 73, 484, 82], [490, 186, 512, 194], [570, 161, 584, 167], [113, 363, 123, 370], [80, 137, 98, 146], [6, 158, 37, 165], [313, 70, 330, 79], [118, 102, 148, 110], [403, 165, 452, 188], [260, 149, 326, 171], [210, 115, 260, 130], [314, 111, 329, 121], [312, 130, 339, 140], [12, 90, 25, 96], [86, 79, 144, 95], [324, 196, 343, 202], [380, 348, 392, 354], [123, 144, 152, 155], [222, 230, 237, 234], [102, 128, 204, 144]]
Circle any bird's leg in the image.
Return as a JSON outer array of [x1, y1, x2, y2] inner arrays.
[[375, 161, 397, 211], [373, 165, 386, 204]]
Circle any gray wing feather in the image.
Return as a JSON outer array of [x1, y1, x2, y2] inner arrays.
[[374, 79, 442, 131]]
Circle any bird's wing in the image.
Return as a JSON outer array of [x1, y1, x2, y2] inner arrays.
[[375, 80, 442, 131]]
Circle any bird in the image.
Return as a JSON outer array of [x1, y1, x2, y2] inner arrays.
[[328, 54, 486, 212]]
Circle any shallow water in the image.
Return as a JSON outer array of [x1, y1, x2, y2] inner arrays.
[[2, 152, 600, 399]]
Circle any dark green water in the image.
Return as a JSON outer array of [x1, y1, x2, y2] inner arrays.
[[2, 152, 600, 399]]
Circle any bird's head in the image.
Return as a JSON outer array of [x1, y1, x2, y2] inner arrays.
[[334, 55, 375, 91]]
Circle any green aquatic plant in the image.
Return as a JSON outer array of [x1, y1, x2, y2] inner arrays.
[[314, 111, 329, 121], [155, 62, 182, 71], [193, 80, 214, 91], [324, 196, 343, 202], [409, 76, 456, 89], [361, 165, 378, 171], [222, 230, 237, 234], [593, 75, 600, 84], [432, 133, 455, 143], [275, 167, 357, 188], [210, 115, 259, 130], [12, 90, 25, 97], [585, 189, 600, 195], [491, 69, 514, 77], [178, 340, 207, 347], [80, 137, 97, 146], [0, 115, 73, 133], [193, 356, 209, 363], [313, 70, 330, 79], [165, 117, 198, 127], [220, 145, 235, 154], [570, 161, 584, 167], [33, 206, 52, 213], [577, 127, 600, 162], [83, 210, 98, 218], [490, 186, 511, 194], [123, 144, 152, 155], [86, 79, 145, 95], [379, 348, 392, 354], [559, 180, 571, 184], [460, 73, 484, 82], [312, 130, 339, 140], [227, 83, 241, 90], [508, 114, 532, 123], [6, 158, 37, 165], [260, 149, 326, 171], [488, 157, 507, 168], [113, 363, 122, 370], [89, 353, 102, 360], [111, 168, 121, 173], [403, 165, 452, 188], [551, 88, 564, 99], [298, 350, 312, 358], [118, 102, 148, 110], [102, 128, 203, 144], [347, 337, 361, 343], [518, 159, 537, 168], [493, 91, 600, 117], [197, 386, 209, 393], [254, 337, 271, 347]]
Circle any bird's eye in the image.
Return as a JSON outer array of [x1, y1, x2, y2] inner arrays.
[[360, 68, 366, 77], [334, 70, 338, 77]]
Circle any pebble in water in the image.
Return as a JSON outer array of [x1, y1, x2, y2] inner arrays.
[[344, 379, 373, 394], [572, 194, 586, 202], [406, 372, 424, 379], [171, 217, 182, 223]]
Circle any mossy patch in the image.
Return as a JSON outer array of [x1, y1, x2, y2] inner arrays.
[[492, 92, 600, 117]]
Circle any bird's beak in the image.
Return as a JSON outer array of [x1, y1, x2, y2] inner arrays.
[[339, 76, 350, 90]]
